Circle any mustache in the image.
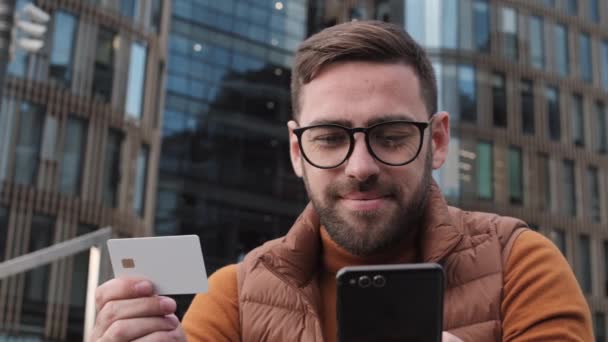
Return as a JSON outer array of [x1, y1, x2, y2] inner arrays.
[[326, 177, 399, 197]]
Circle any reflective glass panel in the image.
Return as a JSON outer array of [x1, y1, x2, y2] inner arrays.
[[476, 141, 493, 200], [521, 79, 535, 134], [529, 16, 544, 69], [579, 33, 592, 83], [508, 146, 523, 204], [60, 116, 87, 195], [49, 11, 78, 86], [14, 102, 45, 185], [125, 43, 147, 119], [563, 159, 576, 216], [577, 234, 592, 294], [571, 94, 584, 147], [555, 24, 569, 77]]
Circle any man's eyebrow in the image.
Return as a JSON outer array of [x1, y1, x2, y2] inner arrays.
[[305, 114, 419, 127], [306, 118, 352, 127], [366, 113, 418, 126]]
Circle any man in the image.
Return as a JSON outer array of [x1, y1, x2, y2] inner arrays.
[[92, 21, 593, 341]]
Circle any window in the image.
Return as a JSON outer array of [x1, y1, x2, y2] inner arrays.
[[551, 229, 566, 255], [125, 42, 147, 119], [0, 206, 7, 262], [589, 0, 600, 23], [566, 0, 578, 15], [441, 1, 458, 48], [14, 102, 45, 185], [49, 11, 77, 86], [588, 166, 601, 223], [595, 313, 606, 342], [60, 116, 87, 195], [538, 153, 552, 211], [120, 0, 138, 18], [563, 159, 577, 217], [92, 27, 117, 102], [102, 129, 122, 207], [604, 241, 608, 296], [579, 33, 592, 83], [521, 79, 535, 134], [21, 214, 55, 329], [67, 224, 96, 341], [555, 24, 569, 77], [8, 0, 32, 77], [473, 0, 490, 52], [500, 7, 518, 60], [596, 102, 607, 153], [134, 145, 149, 216], [543, 0, 555, 7], [477, 141, 493, 200], [508, 146, 523, 204], [0, 96, 16, 181], [529, 16, 544, 69], [458, 65, 477, 122], [492, 72, 507, 127], [603, 40, 608, 90], [577, 234, 592, 294], [546, 87, 561, 141], [150, 0, 163, 33], [571, 94, 584, 147]]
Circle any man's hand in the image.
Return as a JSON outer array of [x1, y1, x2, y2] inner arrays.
[[443, 332, 463, 342], [91, 277, 187, 341]]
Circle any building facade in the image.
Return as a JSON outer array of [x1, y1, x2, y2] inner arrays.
[[0, 0, 169, 340], [157, 0, 608, 338], [156, 0, 309, 274]]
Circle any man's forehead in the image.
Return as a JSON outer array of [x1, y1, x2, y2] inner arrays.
[[296, 61, 428, 125]]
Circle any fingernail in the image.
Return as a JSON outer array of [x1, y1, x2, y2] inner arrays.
[[166, 314, 179, 327], [134, 281, 153, 295], [160, 297, 176, 313]]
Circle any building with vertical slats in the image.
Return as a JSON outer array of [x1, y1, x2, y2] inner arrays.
[[0, 0, 169, 340]]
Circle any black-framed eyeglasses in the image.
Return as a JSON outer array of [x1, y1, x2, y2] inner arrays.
[[293, 119, 433, 169]]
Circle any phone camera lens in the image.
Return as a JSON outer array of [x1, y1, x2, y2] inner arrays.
[[373, 275, 386, 288], [358, 275, 371, 288]]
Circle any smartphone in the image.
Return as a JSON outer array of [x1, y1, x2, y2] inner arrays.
[[336, 263, 444, 342], [107, 235, 208, 295]]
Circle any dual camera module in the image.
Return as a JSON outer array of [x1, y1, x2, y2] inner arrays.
[[348, 274, 386, 288]]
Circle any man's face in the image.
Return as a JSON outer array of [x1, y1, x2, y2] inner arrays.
[[288, 61, 450, 256]]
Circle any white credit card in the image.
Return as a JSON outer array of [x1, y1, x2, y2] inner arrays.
[[107, 235, 208, 295]]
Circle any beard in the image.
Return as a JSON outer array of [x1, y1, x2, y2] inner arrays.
[[303, 147, 433, 257]]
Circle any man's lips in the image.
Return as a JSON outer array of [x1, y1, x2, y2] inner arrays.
[[340, 192, 388, 200], [339, 192, 391, 211]]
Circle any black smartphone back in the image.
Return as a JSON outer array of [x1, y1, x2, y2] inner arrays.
[[336, 263, 444, 342]]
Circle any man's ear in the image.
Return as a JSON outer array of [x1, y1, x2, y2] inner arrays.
[[287, 120, 303, 178], [430, 111, 450, 170]]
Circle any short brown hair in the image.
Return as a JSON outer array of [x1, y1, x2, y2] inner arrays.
[[291, 20, 437, 119]]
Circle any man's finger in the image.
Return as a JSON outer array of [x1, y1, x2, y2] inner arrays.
[[95, 296, 176, 335], [131, 326, 186, 342], [95, 277, 154, 313], [98, 315, 180, 342], [442, 332, 463, 342]]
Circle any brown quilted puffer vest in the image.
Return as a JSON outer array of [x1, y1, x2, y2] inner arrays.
[[237, 183, 527, 341]]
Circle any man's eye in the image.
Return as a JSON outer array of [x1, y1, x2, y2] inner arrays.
[[313, 135, 347, 144]]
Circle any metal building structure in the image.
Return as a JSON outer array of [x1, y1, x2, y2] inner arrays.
[[0, 0, 170, 340]]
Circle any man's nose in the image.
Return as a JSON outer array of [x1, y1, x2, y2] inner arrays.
[[344, 134, 380, 181]]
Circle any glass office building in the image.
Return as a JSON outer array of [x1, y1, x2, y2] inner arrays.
[[156, 0, 308, 273], [0, 0, 169, 340]]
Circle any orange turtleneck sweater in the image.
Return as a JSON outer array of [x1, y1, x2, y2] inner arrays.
[[182, 228, 592, 341]]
